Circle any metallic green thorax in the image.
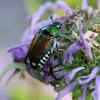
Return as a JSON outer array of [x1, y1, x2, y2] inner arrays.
[[40, 22, 62, 36]]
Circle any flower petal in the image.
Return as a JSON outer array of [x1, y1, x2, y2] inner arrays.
[[53, 16, 65, 23], [63, 67, 85, 84], [25, 64, 42, 79], [92, 75, 100, 100], [7, 42, 30, 52], [89, 83, 95, 90], [65, 10, 76, 24], [52, 59, 59, 67], [76, 67, 99, 84], [48, 70, 66, 82], [54, 1, 71, 12], [12, 47, 27, 62], [78, 18, 93, 61], [42, 73, 49, 84], [53, 66, 63, 71], [55, 82, 77, 100], [31, 2, 53, 32], [63, 40, 84, 64], [78, 84, 88, 100], [81, 0, 88, 9]]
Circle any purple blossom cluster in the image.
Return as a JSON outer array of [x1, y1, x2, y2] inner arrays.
[[2, 0, 100, 100]]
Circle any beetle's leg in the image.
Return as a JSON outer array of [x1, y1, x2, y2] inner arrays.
[[24, 56, 28, 64], [56, 44, 64, 66], [50, 54, 58, 80], [56, 34, 72, 43], [50, 65, 58, 80]]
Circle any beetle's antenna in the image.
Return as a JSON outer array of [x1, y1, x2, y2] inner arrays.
[[50, 16, 54, 23]]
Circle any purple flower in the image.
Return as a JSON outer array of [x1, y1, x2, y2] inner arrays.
[[54, 1, 72, 12], [52, 59, 59, 67], [22, 1, 72, 43], [42, 73, 49, 84], [25, 64, 42, 79], [53, 66, 64, 71], [92, 75, 100, 100], [7, 43, 30, 62], [81, 0, 88, 9], [78, 84, 88, 100], [76, 67, 99, 84], [12, 48, 27, 62], [63, 40, 84, 64], [48, 70, 66, 82], [65, 10, 76, 24], [31, 2, 53, 32], [7, 42, 30, 52], [63, 67, 85, 84], [2, 1, 100, 100], [76, 17, 93, 61], [55, 82, 78, 100]]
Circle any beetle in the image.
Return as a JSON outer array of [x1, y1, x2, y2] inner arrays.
[[24, 17, 64, 79]]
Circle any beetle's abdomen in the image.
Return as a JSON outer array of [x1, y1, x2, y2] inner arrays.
[[30, 50, 51, 68], [29, 36, 54, 68]]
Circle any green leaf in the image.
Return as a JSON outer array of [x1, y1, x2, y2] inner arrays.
[[72, 85, 94, 100], [85, 89, 94, 100], [0, 63, 26, 80], [72, 85, 82, 100]]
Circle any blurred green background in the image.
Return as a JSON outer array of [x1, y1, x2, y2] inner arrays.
[[0, 0, 97, 100]]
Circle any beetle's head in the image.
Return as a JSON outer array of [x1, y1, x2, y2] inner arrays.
[[53, 22, 62, 29], [50, 16, 62, 29]]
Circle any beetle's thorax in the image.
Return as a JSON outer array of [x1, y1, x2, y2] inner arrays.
[[40, 25, 59, 36]]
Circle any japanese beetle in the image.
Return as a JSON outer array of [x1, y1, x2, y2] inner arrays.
[[24, 17, 63, 79]]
